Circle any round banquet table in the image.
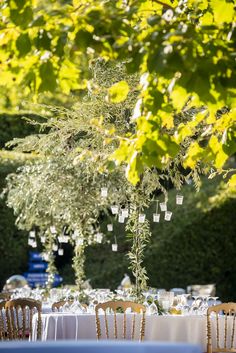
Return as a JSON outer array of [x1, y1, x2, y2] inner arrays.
[[32, 313, 213, 350]]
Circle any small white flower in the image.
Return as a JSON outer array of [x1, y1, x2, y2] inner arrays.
[[40, 51, 51, 61], [181, 24, 188, 33], [162, 9, 174, 22], [163, 45, 173, 54]]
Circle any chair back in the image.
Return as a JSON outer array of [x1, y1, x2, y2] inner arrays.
[[95, 300, 146, 341], [5, 298, 42, 340], [207, 302, 236, 353], [52, 300, 68, 312], [0, 301, 7, 340]]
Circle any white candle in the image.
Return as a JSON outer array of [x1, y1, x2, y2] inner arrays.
[[153, 213, 160, 222]]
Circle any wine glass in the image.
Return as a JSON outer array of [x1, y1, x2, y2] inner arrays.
[[142, 292, 150, 311], [149, 295, 158, 315], [209, 296, 219, 306]]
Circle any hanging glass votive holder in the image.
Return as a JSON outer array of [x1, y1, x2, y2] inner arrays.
[[138, 214, 146, 223], [176, 194, 184, 205], [28, 238, 32, 246], [164, 211, 172, 221], [63, 235, 69, 243], [50, 226, 56, 234], [29, 230, 36, 238], [153, 213, 160, 222], [160, 202, 167, 212], [76, 238, 84, 246], [122, 208, 129, 218], [31, 241, 37, 248], [96, 233, 103, 243], [40, 236, 46, 243], [111, 205, 119, 214], [58, 248, 64, 256], [52, 244, 58, 251], [107, 224, 113, 232], [118, 215, 125, 223], [112, 243, 118, 252], [101, 187, 108, 197], [43, 253, 49, 261]]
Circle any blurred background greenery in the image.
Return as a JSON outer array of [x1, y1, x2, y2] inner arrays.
[[0, 115, 235, 300]]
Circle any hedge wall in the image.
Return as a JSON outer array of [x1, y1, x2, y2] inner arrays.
[[0, 114, 39, 289]]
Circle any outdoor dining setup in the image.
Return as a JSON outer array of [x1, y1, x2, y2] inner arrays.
[[0, 286, 235, 353]]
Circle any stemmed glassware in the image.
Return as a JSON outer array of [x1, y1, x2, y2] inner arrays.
[[148, 294, 158, 315]]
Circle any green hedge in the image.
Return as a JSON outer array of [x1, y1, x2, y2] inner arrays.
[[0, 163, 28, 289], [0, 114, 39, 289]]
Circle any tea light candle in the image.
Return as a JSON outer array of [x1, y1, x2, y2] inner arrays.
[[58, 249, 64, 256], [160, 202, 167, 211], [176, 194, 184, 205], [52, 244, 58, 251], [138, 214, 146, 223], [118, 215, 125, 223], [101, 187, 108, 197], [29, 230, 36, 238], [153, 213, 160, 222], [107, 224, 113, 231], [50, 226, 56, 234], [164, 211, 172, 221], [122, 209, 129, 218], [96, 233, 103, 243], [76, 238, 84, 246], [112, 244, 118, 252], [111, 205, 119, 214]]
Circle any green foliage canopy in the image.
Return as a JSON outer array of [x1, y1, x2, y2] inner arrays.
[[0, 0, 235, 185]]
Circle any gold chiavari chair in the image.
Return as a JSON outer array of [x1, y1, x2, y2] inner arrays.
[[0, 301, 7, 340], [5, 298, 42, 340], [95, 300, 146, 341], [0, 293, 11, 301], [207, 302, 236, 353]]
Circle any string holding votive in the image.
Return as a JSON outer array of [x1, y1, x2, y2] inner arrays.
[[160, 202, 167, 212], [153, 213, 160, 222], [101, 187, 108, 198], [118, 214, 125, 223], [111, 205, 119, 214], [107, 224, 113, 232], [176, 194, 184, 205], [138, 213, 146, 223], [164, 211, 172, 221]]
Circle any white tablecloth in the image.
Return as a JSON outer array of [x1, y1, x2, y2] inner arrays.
[[32, 312, 236, 351], [32, 313, 209, 348]]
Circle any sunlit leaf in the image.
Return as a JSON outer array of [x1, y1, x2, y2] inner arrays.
[[108, 81, 130, 103]]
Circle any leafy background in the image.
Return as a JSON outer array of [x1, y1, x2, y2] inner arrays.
[[1, 116, 234, 300]]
